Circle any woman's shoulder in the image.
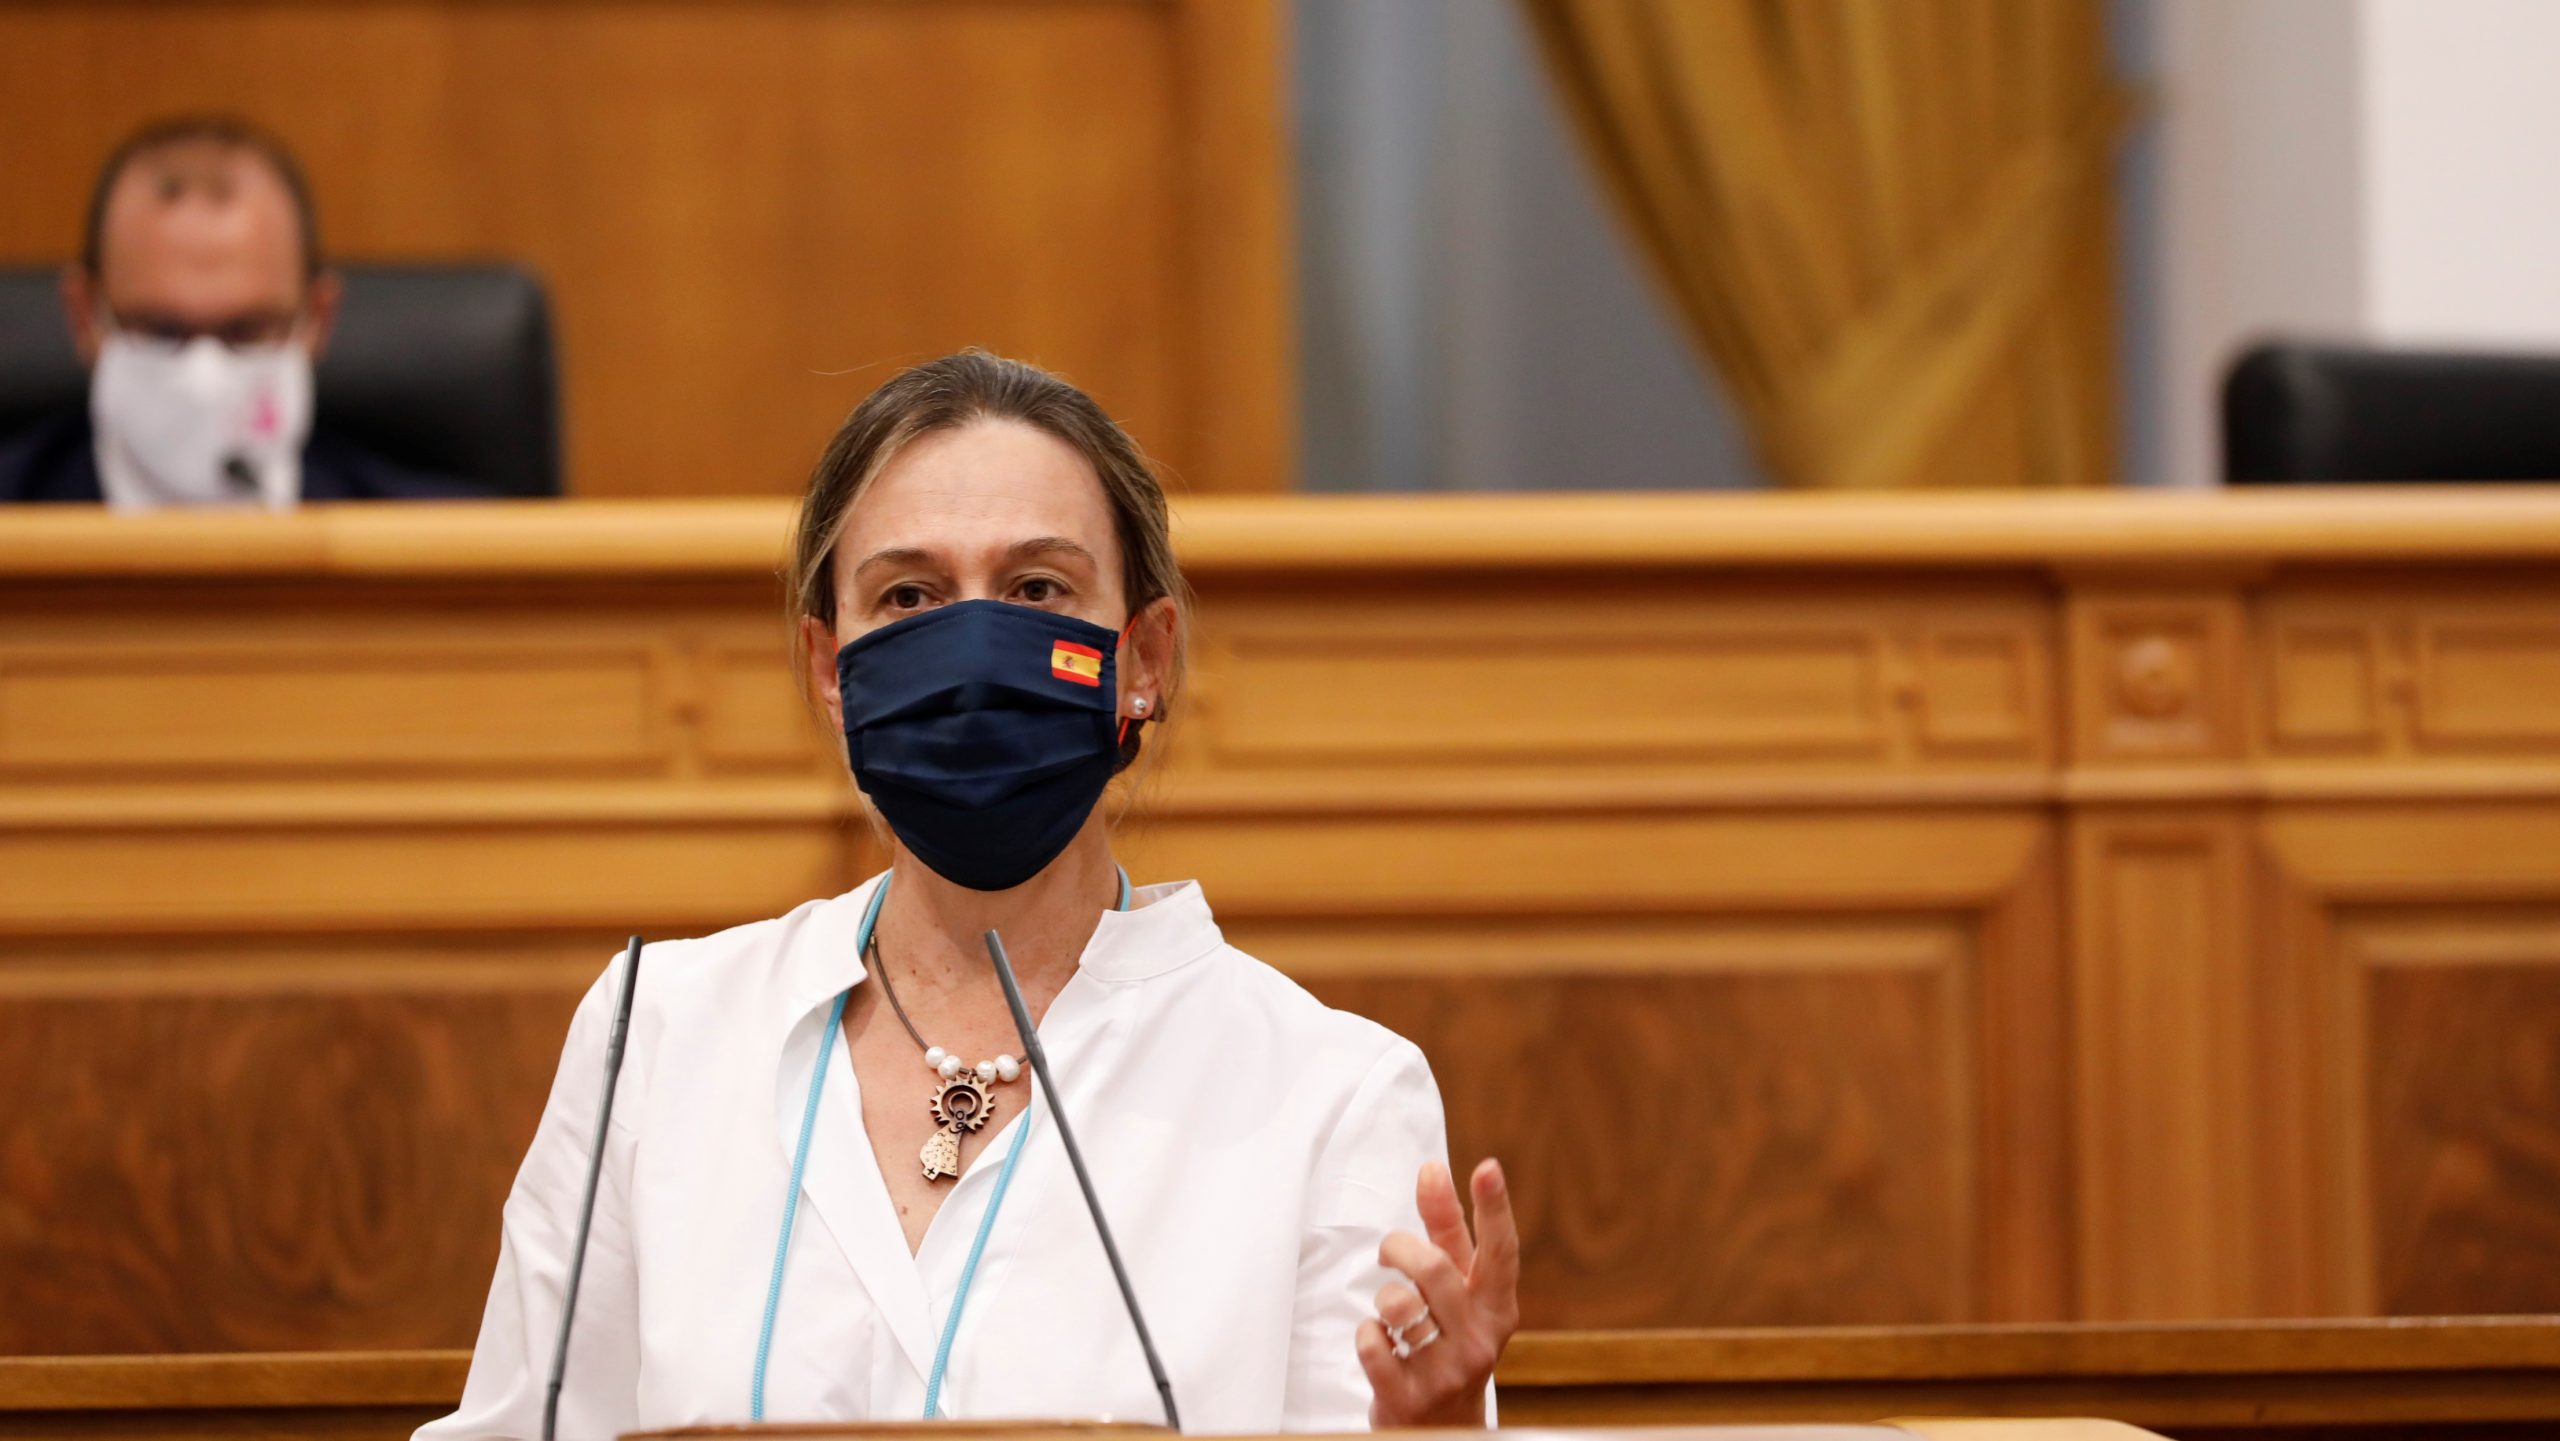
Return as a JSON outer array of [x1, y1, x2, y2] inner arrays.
[[1186, 944, 1447, 1183], [1192, 937, 1433, 1083], [1122, 881, 1422, 1071]]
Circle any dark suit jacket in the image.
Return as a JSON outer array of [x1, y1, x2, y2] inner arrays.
[[0, 406, 483, 503]]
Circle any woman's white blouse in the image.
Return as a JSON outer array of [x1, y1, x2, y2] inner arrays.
[[420, 876, 1451, 1438]]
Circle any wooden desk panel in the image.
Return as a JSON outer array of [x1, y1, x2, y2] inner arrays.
[[1498, 1317, 2560, 1438], [0, 1350, 461, 1440], [8, 1322, 2552, 1439], [6, 493, 2560, 1349]]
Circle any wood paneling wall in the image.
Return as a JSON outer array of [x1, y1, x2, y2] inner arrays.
[[9, 491, 2560, 1351], [0, 0, 1293, 497]]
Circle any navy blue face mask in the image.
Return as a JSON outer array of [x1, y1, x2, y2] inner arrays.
[[836, 599, 1136, 892]]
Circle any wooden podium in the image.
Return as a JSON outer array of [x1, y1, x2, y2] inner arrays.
[[18, 1319, 2560, 1437], [9, 1319, 2557, 1437], [619, 1426, 2165, 1441]]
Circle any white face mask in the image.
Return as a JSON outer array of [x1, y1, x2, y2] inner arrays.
[[90, 332, 312, 510]]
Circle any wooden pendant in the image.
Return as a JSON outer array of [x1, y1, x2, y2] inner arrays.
[[919, 1129, 960, 1182], [919, 1072, 995, 1182]]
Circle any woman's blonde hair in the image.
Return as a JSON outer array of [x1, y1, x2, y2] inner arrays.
[[789, 350, 1190, 759]]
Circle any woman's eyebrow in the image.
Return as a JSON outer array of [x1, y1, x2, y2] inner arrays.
[[850, 545, 937, 581], [1008, 536, 1099, 568]]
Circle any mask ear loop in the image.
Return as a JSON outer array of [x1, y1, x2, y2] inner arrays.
[[1114, 613, 1142, 749]]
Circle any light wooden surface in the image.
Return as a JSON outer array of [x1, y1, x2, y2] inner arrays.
[[20, 488, 2560, 576], [0, 1349, 462, 1440], [27, 1323, 2560, 1438], [1887, 1427, 2164, 1441], [9, 492, 2560, 1350], [622, 1419, 2170, 1441], [1505, 1315, 2560, 1383], [1500, 1317, 2560, 1432], [621, 1427, 2004, 1441], [0, 0, 1294, 497], [0, 1350, 465, 1410]]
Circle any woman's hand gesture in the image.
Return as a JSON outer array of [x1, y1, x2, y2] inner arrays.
[[1357, 1158, 1519, 1427]]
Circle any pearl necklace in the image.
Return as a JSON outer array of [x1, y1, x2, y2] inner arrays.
[[868, 935, 1022, 1183]]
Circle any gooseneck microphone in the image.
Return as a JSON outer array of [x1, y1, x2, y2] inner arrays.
[[543, 935, 645, 1441], [982, 929, 1182, 1431]]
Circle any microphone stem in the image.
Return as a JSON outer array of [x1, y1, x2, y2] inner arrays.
[[543, 936, 644, 1441], [983, 930, 1182, 1432]]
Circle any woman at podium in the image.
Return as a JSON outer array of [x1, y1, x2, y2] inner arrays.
[[421, 352, 1517, 1439]]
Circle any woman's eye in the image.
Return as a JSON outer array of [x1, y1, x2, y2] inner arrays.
[[885, 584, 928, 610], [1018, 577, 1062, 604]]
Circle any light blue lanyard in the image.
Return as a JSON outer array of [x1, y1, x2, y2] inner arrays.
[[751, 868, 1131, 1421]]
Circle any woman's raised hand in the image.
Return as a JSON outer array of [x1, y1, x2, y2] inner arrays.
[[1357, 1158, 1519, 1427]]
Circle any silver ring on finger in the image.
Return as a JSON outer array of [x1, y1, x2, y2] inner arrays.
[[1388, 1309, 1441, 1360]]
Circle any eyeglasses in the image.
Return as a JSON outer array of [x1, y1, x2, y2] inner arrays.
[[99, 304, 304, 351]]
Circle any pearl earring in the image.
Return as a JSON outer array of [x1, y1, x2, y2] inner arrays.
[[1131, 697, 1150, 716]]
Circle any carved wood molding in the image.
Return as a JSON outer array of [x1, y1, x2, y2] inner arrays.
[[1183, 587, 2053, 778], [2067, 591, 2248, 766]]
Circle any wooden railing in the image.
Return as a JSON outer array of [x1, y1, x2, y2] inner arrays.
[[1499, 1317, 2560, 1434], [6, 1319, 2556, 1438]]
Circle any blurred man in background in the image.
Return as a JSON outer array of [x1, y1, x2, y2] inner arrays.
[[0, 116, 469, 507]]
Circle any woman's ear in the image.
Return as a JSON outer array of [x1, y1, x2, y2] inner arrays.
[[799, 613, 846, 733], [1122, 596, 1179, 720]]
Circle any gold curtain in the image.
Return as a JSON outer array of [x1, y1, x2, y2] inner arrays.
[[1521, 0, 2127, 488]]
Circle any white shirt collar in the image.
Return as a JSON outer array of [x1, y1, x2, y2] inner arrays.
[[1082, 878, 1226, 982], [781, 872, 1223, 1024]]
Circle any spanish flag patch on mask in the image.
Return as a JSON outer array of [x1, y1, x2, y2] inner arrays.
[[1050, 640, 1104, 686]]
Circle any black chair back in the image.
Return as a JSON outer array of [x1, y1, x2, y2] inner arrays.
[[2224, 341, 2560, 484], [0, 263, 562, 497], [0, 271, 83, 427]]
